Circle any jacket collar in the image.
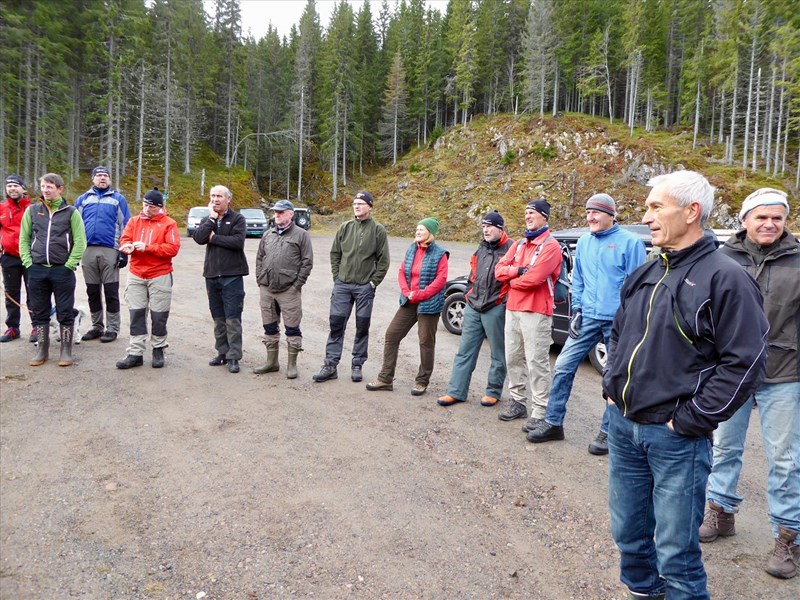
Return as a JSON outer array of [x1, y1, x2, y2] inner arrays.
[[660, 234, 717, 268], [592, 223, 620, 238]]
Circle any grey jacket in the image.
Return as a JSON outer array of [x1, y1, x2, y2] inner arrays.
[[255, 223, 313, 293], [720, 230, 800, 383]]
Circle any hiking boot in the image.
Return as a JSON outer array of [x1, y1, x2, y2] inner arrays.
[[0, 327, 20, 342], [81, 326, 103, 341], [699, 502, 735, 543], [30, 325, 49, 366], [99, 330, 117, 343], [437, 395, 465, 406], [411, 383, 427, 396], [152, 347, 165, 368], [521, 417, 544, 432], [313, 365, 338, 382], [57, 325, 74, 366], [116, 354, 144, 369], [588, 430, 609, 455], [253, 341, 279, 374], [29, 329, 38, 343], [480, 395, 499, 406], [209, 355, 228, 366], [765, 527, 800, 579], [365, 379, 393, 391], [527, 421, 565, 443], [351, 365, 363, 382], [498, 401, 527, 421], [227, 359, 240, 373]]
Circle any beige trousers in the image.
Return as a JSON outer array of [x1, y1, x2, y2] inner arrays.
[[504, 310, 553, 419]]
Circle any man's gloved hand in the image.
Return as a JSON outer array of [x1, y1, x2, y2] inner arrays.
[[517, 266, 528, 277], [116, 251, 128, 269], [568, 309, 582, 339]]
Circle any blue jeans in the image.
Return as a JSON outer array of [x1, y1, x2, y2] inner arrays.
[[446, 303, 506, 400], [707, 382, 800, 539], [608, 404, 711, 600], [545, 316, 611, 431]]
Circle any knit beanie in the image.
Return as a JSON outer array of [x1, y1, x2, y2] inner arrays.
[[739, 188, 790, 221], [418, 217, 440, 236], [525, 199, 551, 220], [481, 211, 504, 229], [5, 174, 25, 189], [354, 191, 373, 206], [143, 187, 164, 207], [92, 166, 110, 178], [585, 193, 616, 216]]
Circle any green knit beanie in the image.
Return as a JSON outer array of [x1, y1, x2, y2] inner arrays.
[[418, 217, 440, 236]]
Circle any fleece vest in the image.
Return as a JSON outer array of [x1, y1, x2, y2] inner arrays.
[[403, 242, 447, 314]]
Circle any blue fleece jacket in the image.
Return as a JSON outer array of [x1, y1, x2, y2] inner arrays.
[[572, 223, 646, 320], [74, 186, 131, 248]]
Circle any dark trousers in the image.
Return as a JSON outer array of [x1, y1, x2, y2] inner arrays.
[[27, 263, 76, 326], [377, 303, 440, 386], [324, 280, 375, 367], [1, 254, 29, 330], [206, 276, 245, 360]]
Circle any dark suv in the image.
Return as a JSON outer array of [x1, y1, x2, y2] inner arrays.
[[440, 225, 654, 373]]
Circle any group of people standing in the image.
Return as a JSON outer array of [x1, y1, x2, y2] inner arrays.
[[1, 168, 798, 599]]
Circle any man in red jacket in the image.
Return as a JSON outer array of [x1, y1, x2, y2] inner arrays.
[[0, 174, 32, 342], [115, 188, 180, 369], [494, 200, 562, 422]]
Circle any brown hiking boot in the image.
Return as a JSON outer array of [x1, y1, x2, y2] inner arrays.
[[765, 527, 800, 579], [699, 502, 735, 543]]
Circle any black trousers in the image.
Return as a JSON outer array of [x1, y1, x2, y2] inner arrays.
[[1, 253, 29, 330], [27, 264, 76, 326]]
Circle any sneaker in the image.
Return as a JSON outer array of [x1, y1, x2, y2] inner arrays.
[[699, 502, 735, 543], [312, 365, 338, 382], [437, 395, 465, 406], [209, 355, 228, 366], [521, 417, 544, 433], [351, 365, 363, 382], [0, 327, 20, 342], [410, 383, 427, 396], [365, 379, 393, 391], [99, 331, 118, 343], [480, 396, 499, 406], [81, 327, 103, 341], [498, 401, 527, 421], [765, 527, 800, 579], [588, 430, 609, 456], [227, 359, 240, 373], [116, 354, 144, 369], [527, 421, 565, 443], [28, 329, 38, 343]]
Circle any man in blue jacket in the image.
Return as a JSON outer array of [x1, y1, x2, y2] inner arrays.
[[526, 194, 645, 454], [74, 166, 131, 343]]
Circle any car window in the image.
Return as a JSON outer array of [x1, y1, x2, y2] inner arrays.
[[189, 207, 210, 218], [240, 209, 267, 219]]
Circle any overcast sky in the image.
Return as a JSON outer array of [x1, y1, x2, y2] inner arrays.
[[233, 0, 449, 41]]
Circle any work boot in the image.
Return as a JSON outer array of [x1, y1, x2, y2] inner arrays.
[[253, 341, 280, 374], [313, 365, 338, 382], [699, 502, 736, 543], [227, 359, 240, 373], [30, 325, 49, 366], [152, 347, 165, 368], [521, 417, 544, 432], [57, 325, 74, 366], [765, 527, 800, 579], [527, 421, 565, 443], [286, 345, 300, 380], [81, 326, 103, 341], [365, 379, 393, 391], [498, 401, 527, 421], [99, 330, 117, 343], [351, 365, 363, 382], [116, 354, 144, 369], [588, 430, 609, 455]]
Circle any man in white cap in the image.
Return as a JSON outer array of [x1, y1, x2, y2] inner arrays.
[[526, 193, 646, 455], [700, 187, 800, 579]]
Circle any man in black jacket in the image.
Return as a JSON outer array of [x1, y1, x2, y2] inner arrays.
[[603, 170, 768, 600], [193, 185, 249, 373]]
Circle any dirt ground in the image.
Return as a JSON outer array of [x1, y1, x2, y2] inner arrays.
[[1, 232, 796, 600]]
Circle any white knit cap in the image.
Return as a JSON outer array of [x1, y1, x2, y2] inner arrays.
[[739, 188, 790, 221]]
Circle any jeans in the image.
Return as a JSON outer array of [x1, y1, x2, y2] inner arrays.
[[608, 403, 711, 600], [324, 280, 375, 368], [707, 382, 800, 539], [446, 303, 506, 401], [545, 316, 611, 432]]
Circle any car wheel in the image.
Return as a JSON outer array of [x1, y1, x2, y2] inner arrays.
[[296, 216, 309, 229], [588, 342, 607, 374], [442, 293, 466, 335]]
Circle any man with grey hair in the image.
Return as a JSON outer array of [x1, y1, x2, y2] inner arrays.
[[700, 187, 800, 579], [603, 170, 769, 599], [193, 185, 248, 373]]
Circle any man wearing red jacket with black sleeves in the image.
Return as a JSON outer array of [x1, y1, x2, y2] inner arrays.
[[494, 199, 562, 423], [0, 174, 32, 343], [115, 188, 180, 369]]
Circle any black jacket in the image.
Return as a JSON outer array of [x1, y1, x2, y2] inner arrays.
[[466, 233, 513, 312], [193, 208, 249, 278], [603, 235, 768, 437]]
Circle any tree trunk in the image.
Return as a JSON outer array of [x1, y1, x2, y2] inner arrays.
[[342, 101, 347, 186], [772, 60, 785, 177], [165, 35, 172, 190], [718, 89, 725, 145], [728, 72, 738, 165], [552, 67, 558, 117], [765, 63, 776, 173], [332, 95, 339, 201], [751, 67, 761, 172], [135, 64, 145, 203], [742, 31, 756, 169], [297, 86, 304, 200]]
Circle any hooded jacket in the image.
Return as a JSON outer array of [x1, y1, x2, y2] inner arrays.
[[603, 235, 768, 438], [0, 195, 31, 257], [720, 230, 799, 383], [119, 210, 180, 280], [466, 232, 513, 313], [74, 186, 131, 248]]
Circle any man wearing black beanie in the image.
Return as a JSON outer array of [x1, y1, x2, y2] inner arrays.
[[0, 175, 33, 342]]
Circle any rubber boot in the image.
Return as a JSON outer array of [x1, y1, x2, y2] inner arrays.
[[30, 325, 49, 366], [253, 340, 279, 374], [286, 345, 301, 379], [58, 325, 74, 366]]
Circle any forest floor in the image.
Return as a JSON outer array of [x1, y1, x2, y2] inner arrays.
[[1, 234, 797, 599]]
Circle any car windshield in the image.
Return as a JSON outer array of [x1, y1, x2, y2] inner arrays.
[[189, 207, 209, 218], [240, 209, 266, 219]]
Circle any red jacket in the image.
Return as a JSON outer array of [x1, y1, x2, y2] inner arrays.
[[495, 230, 562, 315], [0, 196, 31, 257], [119, 210, 180, 280]]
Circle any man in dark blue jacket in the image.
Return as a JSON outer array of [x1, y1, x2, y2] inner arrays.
[[603, 170, 768, 600], [75, 166, 131, 343]]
